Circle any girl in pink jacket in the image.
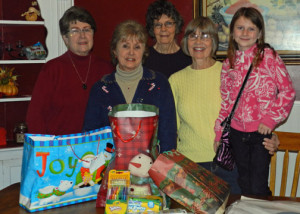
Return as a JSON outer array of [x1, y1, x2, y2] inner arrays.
[[214, 7, 295, 196]]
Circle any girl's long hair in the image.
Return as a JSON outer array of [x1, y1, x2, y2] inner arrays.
[[227, 7, 276, 68]]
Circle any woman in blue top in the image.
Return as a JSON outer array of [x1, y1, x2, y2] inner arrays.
[[83, 20, 177, 152]]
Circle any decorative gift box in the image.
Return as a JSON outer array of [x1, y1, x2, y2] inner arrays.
[[149, 150, 230, 214]]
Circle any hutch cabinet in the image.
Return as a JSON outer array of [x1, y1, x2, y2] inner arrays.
[[0, 0, 73, 190]]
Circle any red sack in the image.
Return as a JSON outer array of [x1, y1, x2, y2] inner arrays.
[[96, 104, 162, 207], [110, 116, 157, 170], [149, 150, 230, 214]]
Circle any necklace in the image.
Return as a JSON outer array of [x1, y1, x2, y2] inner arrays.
[[154, 41, 179, 54], [68, 53, 91, 89]]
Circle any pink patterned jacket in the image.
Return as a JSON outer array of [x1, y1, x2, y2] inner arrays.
[[214, 44, 295, 142]]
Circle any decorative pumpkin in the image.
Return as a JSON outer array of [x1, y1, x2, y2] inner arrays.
[[25, 12, 38, 21], [0, 82, 18, 97], [0, 67, 19, 97]]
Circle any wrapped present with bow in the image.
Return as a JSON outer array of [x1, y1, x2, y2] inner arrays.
[[149, 150, 230, 214]]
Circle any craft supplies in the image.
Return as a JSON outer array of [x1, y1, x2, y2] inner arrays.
[[127, 195, 163, 213], [105, 170, 130, 214]]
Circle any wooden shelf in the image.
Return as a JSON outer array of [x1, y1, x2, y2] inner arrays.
[[0, 20, 44, 25], [0, 140, 23, 151], [0, 96, 31, 102], [0, 60, 46, 64]]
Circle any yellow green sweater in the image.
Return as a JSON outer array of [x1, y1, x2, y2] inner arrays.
[[169, 61, 222, 162]]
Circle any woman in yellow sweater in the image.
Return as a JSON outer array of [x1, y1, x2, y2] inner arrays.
[[169, 16, 279, 194]]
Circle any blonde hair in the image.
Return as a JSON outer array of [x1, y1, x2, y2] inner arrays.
[[110, 20, 148, 65]]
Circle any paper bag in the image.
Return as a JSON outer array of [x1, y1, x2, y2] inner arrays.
[[96, 104, 162, 207], [19, 126, 114, 212], [149, 150, 230, 214]]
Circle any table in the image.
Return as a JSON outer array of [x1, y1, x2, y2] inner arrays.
[[0, 183, 103, 214], [1, 183, 299, 214]]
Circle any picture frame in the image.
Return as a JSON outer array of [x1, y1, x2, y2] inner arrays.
[[194, 0, 300, 64]]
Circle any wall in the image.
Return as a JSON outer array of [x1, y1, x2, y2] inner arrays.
[[74, 0, 194, 62], [286, 65, 300, 101]]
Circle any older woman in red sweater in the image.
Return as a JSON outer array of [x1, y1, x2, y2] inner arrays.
[[26, 6, 112, 135]]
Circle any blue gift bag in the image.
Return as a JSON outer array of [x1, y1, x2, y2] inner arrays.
[[19, 126, 114, 212]]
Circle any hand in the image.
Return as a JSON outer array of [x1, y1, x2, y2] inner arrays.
[[214, 141, 220, 153], [263, 133, 280, 155], [258, 123, 272, 135]]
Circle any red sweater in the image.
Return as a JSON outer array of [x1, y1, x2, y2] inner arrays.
[[26, 50, 113, 135]]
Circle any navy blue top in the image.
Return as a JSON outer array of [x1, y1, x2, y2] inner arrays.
[[83, 67, 177, 152], [144, 47, 192, 78]]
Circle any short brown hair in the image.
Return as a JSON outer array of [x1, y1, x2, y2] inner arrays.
[[181, 16, 218, 58], [59, 6, 96, 36]]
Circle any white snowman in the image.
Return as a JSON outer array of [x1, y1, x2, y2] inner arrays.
[[128, 152, 154, 196]]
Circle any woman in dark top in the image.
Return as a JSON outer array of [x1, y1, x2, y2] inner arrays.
[[83, 20, 177, 153], [144, 0, 191, 78]]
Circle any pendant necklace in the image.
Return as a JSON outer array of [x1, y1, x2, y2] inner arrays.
[[68, 53, 91, 90]]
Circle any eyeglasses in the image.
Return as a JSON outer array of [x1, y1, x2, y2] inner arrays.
[[187, 33, 211, 41], [69, 28, 94, 36], [153, 21, 176, 29]]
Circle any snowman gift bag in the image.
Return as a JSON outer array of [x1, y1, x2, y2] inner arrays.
[[19, 126, 115, 212], [96, 104, 163, 208]]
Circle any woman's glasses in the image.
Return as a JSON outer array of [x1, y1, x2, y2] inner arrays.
[[69, 28, 94, 36], [188, 33, 211, 41], [154, 21, 176, 29]]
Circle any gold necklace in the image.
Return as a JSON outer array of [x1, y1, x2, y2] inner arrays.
[[68, 53, 91, 90]]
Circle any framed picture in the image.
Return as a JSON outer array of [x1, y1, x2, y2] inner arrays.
[[194, 0, 300, 64]]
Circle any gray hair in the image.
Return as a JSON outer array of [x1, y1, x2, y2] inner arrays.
[[181, 16, 218, 58]]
